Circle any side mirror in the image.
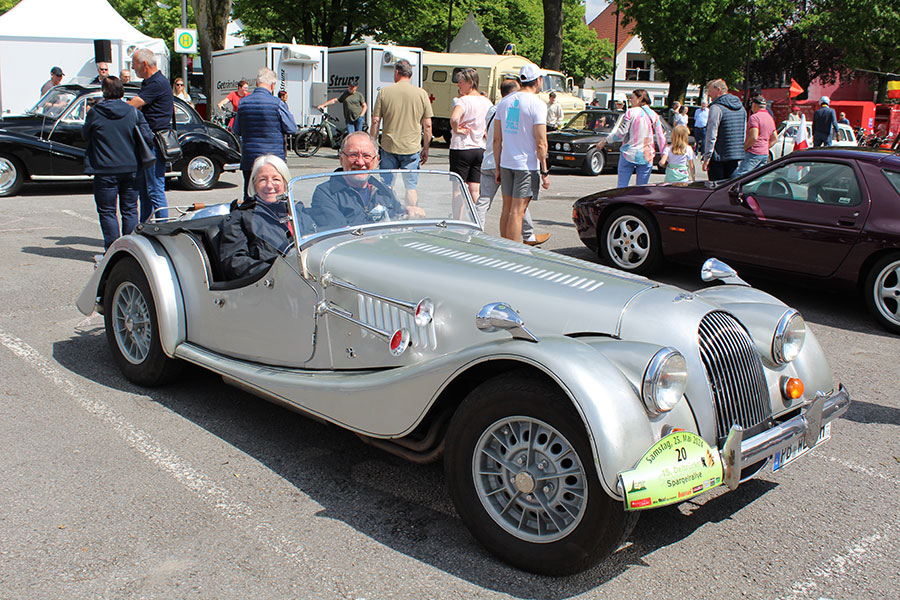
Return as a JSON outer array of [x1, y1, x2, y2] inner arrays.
[[476, 302, 539, 342], [728, 184, 743, 202]]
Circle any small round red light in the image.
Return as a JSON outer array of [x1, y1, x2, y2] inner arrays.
[[390, 330, 403, 351]]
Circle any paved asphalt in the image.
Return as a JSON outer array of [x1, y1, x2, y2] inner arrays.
[[1, 142, 898, 599]]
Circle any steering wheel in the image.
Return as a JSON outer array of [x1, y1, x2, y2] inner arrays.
[[770, 177, 792, 198]]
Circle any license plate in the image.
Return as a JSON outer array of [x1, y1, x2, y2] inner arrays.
[[773, 422, 831, 471]]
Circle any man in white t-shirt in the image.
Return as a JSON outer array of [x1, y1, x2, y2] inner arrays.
[[476, 79, 549, 245], [493, 64, 550, 243]]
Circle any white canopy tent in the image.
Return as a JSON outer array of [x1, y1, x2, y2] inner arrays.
[[0, 0, 169, 115]]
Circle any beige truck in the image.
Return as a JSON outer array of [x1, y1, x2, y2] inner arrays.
[[423, 51, 585, 141]]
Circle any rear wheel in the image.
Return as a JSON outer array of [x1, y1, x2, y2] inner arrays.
[[293, 129, 323, 158], [103, 258, 182, 386], [445, 371, 637, 575], [599, 207, 662, 274], [581, 149, 606, 175], [0, 154, 25, 197], [864, 254, 900, 334], [179, 154, 220, 190]]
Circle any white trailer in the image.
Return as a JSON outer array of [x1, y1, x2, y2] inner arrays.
[[211, 43, 327, 128], [324, 44, 424, 130]]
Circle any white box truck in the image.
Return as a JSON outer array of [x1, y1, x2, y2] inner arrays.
[[211, 43, 327, 128], [324, 44, 424, 130]]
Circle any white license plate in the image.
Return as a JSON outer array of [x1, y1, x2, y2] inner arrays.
[[773, 422, 831, 471]]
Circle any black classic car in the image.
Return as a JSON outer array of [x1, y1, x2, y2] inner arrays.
[[548, 108, 690, 176], [0, 84, 241, 197]]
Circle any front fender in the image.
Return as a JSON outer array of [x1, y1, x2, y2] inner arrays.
[[76, 234, 186, 358]]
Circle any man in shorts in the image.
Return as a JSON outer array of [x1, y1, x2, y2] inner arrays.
[[493, 64, 550, 243], [476, 78, 549, 245], [371, 59, 432, 207]]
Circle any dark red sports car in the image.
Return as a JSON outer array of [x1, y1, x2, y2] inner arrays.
[[572, 147, 900, 333]]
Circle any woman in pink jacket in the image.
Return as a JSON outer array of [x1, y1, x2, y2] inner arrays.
[[595, 89, 667, 187]]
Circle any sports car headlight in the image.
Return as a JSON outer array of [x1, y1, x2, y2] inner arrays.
[[772, 310, 805, 364], [641, 347, 687, 415], [563, 143, 572, 151], [554, 142, 562, 150]]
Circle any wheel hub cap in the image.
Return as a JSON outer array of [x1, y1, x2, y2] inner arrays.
[[112, 282, 151, 365], [473, 416, 588, 543]]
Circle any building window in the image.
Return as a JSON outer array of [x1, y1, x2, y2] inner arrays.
[[625, 54, 652, 81]]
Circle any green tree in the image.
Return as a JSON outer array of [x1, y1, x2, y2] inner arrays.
[[191, 0, 232, 106], [802, 0, 900, 103], [0, 0, 18, 15], [542, 0, 563, 71], [109, 0, 195, 77], [617, 0, 793, 103]]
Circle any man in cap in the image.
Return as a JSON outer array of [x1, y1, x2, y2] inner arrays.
[[493, 63, 550, 243], [735, 95, 777, 176], [40, 66, 64, 96], [812, 96, 838, 147]]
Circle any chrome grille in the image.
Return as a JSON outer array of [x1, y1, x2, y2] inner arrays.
[[698, 311, 771, 443], [357, 294, 437, 350]]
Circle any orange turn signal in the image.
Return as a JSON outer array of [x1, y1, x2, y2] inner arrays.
[[781, 377, 804, 400]]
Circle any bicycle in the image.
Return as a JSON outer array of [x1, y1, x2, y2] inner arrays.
[[293, 110, 347, 158], [210, 107, 235, 131]]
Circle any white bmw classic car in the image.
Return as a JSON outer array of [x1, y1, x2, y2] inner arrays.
[[77, 170, 849, 575]]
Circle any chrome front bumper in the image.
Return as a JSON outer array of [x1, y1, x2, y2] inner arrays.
[[721, 385, 851, 490], [223, 162, 241, 172]]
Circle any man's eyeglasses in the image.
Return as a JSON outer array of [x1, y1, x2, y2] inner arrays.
[[341, 151, 377, 161], [98, 68, 109, 72]]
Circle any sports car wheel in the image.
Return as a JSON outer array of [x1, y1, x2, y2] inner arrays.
[[445, 372, 637, 575], [581, 149, 605, 175], [293, 129, 322, 158], [864, 254, 900, 334], [0, 154, 25, 197], [180, 155, 220, 190], [599, 207, 662, 274], [103, 258, 182, 386]]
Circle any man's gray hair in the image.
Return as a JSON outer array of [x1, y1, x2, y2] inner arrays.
[[132, 48, 156, 67], [394, 59, 413, 79], [249, 154, 291, 198], [339, 131, 378, 155], [257, 67, 277, 87], [706, 78, 728, 93]]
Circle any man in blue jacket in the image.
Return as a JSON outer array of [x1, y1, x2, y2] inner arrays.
[[701, 78, 747, 181], [812, 96, 838, 147], [233, 68, 297, 200]]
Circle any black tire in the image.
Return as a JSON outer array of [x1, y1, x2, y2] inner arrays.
[[179, 154, 221, 190], [444, 371, 637, 575], [863, 253, 900, 334], [581, 149, 606, 176], [293, 129, 323, 158], [598, 206, 662, 274], [103, 258, 183, 386], [0, 154, 26, 197]]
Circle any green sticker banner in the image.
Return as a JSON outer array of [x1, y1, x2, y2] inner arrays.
[[619, 432, 723, 511]]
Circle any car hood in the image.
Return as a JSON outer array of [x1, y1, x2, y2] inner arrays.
[[0, 114, 46, 136], [308, 227, 660, 338]]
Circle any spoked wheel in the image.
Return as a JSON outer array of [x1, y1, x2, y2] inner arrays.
[[293, 129, 323, 158], [599, 207, 662, 274], [864, 254, 900, 334], [445, 371, 637, 575], [103, 258, 182, 386]]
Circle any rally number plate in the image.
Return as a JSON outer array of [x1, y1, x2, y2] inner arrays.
[[773, 422, 831, 472]]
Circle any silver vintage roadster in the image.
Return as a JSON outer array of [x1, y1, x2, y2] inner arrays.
[[77, 170, 850, 575]]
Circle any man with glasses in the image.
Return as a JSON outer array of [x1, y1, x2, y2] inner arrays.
[[310, 132, 424, 229], [90, 62, 110, 84]]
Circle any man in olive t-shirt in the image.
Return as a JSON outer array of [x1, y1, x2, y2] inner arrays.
[[317, 82, 367, 133], [371, 59, 433, 205]]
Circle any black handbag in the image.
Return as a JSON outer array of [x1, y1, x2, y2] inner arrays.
[[133, 117, 156, 171], [153, 110, 183, 161]]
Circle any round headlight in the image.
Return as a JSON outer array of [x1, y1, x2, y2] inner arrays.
[[554, 142, 561, 150], [772, 310, 805, 364], [563, 143, 572, 151], [642, 348, 687, 415]]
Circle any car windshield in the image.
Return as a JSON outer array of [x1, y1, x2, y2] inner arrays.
[[563, 111, 619, 133], [542, 74, 566, 93], [28, 89, 78, 119], [288, 170, 479, 241]]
